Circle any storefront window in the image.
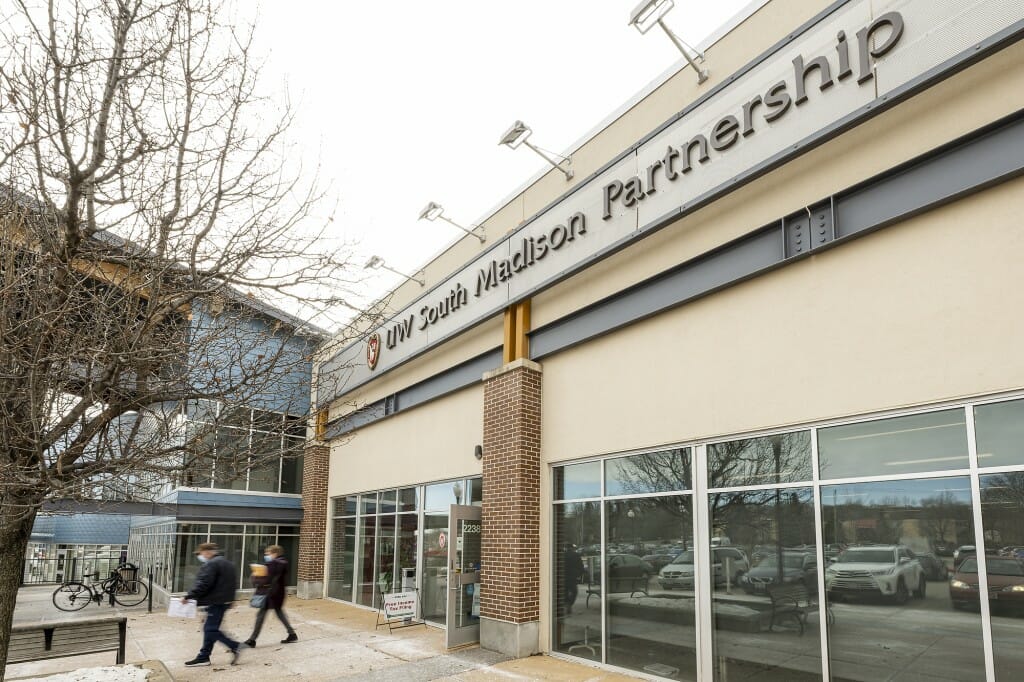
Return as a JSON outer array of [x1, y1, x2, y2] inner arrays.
[[554, 460, 601, 501], [398, 488, 418, 512], [606, 449, 691, 495], [397, 514, 418, 591], [379, 489, 397, 514], [424, 482, 458, 512], [709, 487, 820, 680], [554, 450, 693, 676], [356, 515, 376, 607], [553, 501, 601, 661], [708, 431, 812, 488], [551, 397, 1024, 681], [818, 409, 969, 479], [422, 513, 449, 625], [607, 495, 696, 677], [822, 476, 984, 682], [979, 472, 1024, 680], [328, 516, 356, 601], [975, 399, 1024, 468]]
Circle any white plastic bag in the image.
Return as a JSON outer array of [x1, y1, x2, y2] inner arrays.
[[167, 598, 198, 618]]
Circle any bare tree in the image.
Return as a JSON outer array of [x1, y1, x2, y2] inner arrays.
[[0, 0, 361, 669]]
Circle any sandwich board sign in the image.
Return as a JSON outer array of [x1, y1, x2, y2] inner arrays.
[[376, 590, 424, 632]]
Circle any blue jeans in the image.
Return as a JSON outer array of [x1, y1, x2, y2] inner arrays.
[[199, 603, 239, 658]]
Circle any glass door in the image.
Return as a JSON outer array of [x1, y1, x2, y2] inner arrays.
[[446, 504, 482, 648]]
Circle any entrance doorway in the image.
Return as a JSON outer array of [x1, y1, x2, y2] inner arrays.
[[446, 504, 481, 648]]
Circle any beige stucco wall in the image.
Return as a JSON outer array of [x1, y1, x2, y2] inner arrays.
[[535, 177, 1024, 649], [326, 384, 483, 498], [539, 176, 1024, 463]]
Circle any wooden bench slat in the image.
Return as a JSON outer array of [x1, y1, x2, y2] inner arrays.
[[9, 617, 126, 665]]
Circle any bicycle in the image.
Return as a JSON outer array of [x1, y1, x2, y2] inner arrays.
[[52, 562, 149, 611]]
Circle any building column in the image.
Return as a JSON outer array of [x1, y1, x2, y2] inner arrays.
[[296, 442, 329, 599], [479, 356, 542, 658]]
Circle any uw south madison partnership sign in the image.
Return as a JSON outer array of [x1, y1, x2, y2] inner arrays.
[[318, 0, 1024, 402]]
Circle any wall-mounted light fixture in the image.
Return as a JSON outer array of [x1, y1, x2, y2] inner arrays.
[[418, 201, 485, 243], [629, 0, 709, 84], [498, 120, 573, 180], [474, 445, 484, 461], [364, 255, 425, 287]]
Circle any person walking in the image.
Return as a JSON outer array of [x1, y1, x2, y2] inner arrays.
[[563, 544, 585, 614], [245, 544, 298, 646], [183, 542, 242, 667]]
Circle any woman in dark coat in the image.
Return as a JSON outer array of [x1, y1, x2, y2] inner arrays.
[[245, 545, 297, 646]]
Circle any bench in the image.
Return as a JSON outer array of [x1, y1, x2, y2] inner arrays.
[[767, 583, 822, 635], [586, 576, 649, 607], [8, 616, 127, 665]]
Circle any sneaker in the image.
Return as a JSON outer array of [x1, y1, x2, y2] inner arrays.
[[244, 639, 256, 648], [185, 657, 211, 667], [230, 646, 243, 665], [281, 633, 298, 644]]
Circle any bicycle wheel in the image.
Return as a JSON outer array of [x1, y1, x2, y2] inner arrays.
[[52, 582, 93, 611], [113, 579, 149, 607]]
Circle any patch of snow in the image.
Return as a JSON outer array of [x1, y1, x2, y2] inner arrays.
[[15, 666, 150, 682]]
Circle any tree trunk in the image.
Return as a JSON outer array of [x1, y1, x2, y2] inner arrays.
[[0, 512, 38, 678]]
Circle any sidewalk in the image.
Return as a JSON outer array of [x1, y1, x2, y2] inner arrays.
[[7, 588, 640, 681]]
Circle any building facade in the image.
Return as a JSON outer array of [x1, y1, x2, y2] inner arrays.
[[305, 1, 1024, 680]]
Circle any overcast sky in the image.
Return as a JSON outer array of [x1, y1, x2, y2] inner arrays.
[[253, 0, 755, 326]]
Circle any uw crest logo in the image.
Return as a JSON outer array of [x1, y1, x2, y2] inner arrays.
[[366, 333, 382, 370]]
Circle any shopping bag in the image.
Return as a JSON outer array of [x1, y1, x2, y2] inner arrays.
[[167, 599, 198, 618]]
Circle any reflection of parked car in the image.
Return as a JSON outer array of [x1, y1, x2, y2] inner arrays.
[[825, 545, 926, 604], [641, 553, 679, 573], [913, 552, 949, 581], [659, 548, 749, 590], [740, 552, 816, 594], [933, 542, 953, 557], [659, 550, 697, 589], [950, 556, 1024, 611], [953, 546, 976, 567]]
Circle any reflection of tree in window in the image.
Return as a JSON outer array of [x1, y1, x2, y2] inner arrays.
[[708, 432, 812, 488]]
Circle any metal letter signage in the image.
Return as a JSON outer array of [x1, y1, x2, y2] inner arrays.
[[319, 0, 1023, 403]]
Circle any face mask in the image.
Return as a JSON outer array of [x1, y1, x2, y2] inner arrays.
[[264, 555, 272, 562], [197, 555, 209, 563]]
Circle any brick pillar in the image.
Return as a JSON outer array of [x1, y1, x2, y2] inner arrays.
[[296, 442, 329, 599], [480, 358, 542, 657]]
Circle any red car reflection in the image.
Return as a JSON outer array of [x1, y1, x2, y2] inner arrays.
[[949, 556, 1024, 610]]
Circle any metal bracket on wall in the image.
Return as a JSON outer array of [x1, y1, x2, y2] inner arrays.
[[783, 199, 835, 258]]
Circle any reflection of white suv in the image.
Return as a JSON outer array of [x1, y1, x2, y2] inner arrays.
[[659, 548, 749, 590], [825, 545, 926, 604]]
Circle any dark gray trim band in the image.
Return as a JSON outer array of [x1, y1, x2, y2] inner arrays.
[[318, 7, 1024, 406], [531, 109, 1024, 360], [324, 347, 502, 439], [175, 504, 303, 523]]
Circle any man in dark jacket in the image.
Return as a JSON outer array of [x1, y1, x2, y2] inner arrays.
[[183, 542, 242, 667], [245, 544, 297, 646]]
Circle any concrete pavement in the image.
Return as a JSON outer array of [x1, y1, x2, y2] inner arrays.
[[7, 587, 641, 681]]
